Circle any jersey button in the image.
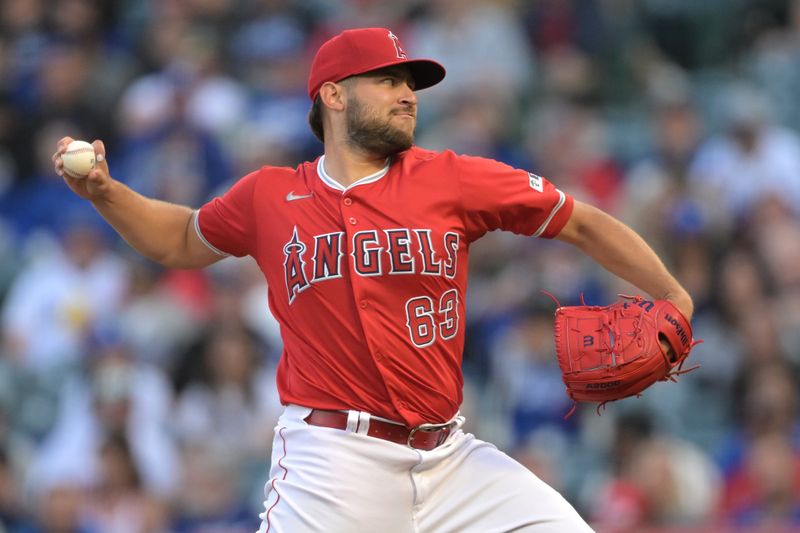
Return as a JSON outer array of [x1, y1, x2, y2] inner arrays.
[[343, 198, 352, 206], [349, 217, 357, 225], [359, 300, 368, 309], [374, 352, 384, 362]]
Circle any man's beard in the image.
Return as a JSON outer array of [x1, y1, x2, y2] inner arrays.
[[345, 97, 414, 158]]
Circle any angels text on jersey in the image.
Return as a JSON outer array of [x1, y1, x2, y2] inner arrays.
[[283, 225, 460, 305]]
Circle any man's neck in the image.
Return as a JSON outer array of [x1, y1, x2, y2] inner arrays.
[[321, 141, 391, 188]]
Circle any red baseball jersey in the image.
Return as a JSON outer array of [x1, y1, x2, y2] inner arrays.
[[196, 146, 574, 426]]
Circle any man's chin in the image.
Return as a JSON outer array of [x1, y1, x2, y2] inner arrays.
[[347, 122, 414, 156], [389, 126, 414, 147], [389, 137, 414, 154], [373, 126, 413, 154]]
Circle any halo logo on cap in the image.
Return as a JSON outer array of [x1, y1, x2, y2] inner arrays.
[[388, 31, 407, 59]]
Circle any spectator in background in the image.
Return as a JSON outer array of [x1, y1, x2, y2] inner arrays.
[[716, 246, 770, 326], [745, 196, 800, 365], [173, 323, 279, 462], [313, 0, 411, 38], [113, 70, 233, 208], [9, 37, 117, 198], [722, 430, 800, 527], [172, 443, 257, 533], [0, 120, 99, 237], [665, 237, 742, 448], [521, 0, 608, 56], [0, 221, 128, 372], [409, 0, 535, 120], [587, 412, 655, 532], [624, 436, 719, 527], [723, 359, 800, 468], [689, 83, 800, 221], [590, 413, 720, 531], [111, 9, 237, 208], [16, 484, 97, 533], [114, 259, 201, 368], [522, 99, 623, 213], [230, 0, 318, 167], [622, 68, 707, 255], [82, 433, 168, 533], [0, 99, 21, 203], [746, 0, 800, 133], [0, 448, 25, 531], [487, 303, 576, 444], [416, 91, 525, 166], [718, 359, 800, 528], [25, 335, 179, 504]]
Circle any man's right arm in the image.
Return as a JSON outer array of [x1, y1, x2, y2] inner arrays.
[[54, 137, 223, 269]]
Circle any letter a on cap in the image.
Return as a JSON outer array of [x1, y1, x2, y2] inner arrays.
[[388, 31, 407, 59]]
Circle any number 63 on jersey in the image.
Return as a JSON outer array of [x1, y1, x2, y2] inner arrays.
[[405, 289, 459, 348]]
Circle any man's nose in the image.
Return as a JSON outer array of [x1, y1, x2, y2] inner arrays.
[[399, 83, 417, 105]]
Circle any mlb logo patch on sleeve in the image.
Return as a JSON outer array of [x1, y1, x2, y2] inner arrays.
[[528, 172, 543, 192]]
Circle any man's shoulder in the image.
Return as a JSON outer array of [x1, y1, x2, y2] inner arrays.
[[402, 146, 508, 169], [400, 146, 483, 171], [403, 146, 445, 162], [403, 146, 468, 162], [219, 160, 316, 199], [395, 148, 516, 185], [249, 159, 318, 181]]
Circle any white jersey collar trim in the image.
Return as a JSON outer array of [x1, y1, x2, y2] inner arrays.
[[317, 155, 391, 192]]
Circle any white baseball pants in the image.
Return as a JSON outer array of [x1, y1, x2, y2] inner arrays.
[[257, 405, 594, 533]]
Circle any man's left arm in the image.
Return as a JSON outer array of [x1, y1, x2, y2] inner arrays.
[[555, 200, 694, 321]]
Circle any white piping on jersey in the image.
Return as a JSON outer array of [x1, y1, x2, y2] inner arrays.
[[532, 189, 566, 238], [193, 210, 230, 256], [317, 155, 391, 192]]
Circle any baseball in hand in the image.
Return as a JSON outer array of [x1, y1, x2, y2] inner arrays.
[[61, 140, 96, 178]]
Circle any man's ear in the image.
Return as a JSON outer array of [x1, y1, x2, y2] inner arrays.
[[319, 81, 346, 112]]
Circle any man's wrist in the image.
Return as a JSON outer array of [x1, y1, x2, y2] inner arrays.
[[663, 292, 694, 322]]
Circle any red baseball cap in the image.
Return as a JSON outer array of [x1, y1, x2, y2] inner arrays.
[[307, 28, 446, 101]]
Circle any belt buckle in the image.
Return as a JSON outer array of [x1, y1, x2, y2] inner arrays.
[[407, 422, 452, 449]]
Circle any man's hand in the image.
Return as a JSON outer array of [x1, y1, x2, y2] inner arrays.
[[52, 137, 115, 202], [660, 292, 694, 361]]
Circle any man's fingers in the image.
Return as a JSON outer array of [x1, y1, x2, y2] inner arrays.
[[660, 340, 677, 362], [53, 136, 74, 172], [57, 136, 74, 152], [91, 140, 109, 172], [52, 149, 64, 175], [92, 139, 105, 157], [56, 137, 111, 195]]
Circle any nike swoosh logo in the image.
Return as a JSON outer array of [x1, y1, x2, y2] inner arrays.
[[286, 191, 314, 202]]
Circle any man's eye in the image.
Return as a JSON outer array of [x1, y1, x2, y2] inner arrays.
[[383, 78, 396, 85]]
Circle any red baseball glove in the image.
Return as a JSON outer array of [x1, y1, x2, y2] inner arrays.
[[552, 295, 698, 415]]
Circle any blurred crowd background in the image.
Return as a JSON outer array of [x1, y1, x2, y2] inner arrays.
[[1, 0, 800, 531]]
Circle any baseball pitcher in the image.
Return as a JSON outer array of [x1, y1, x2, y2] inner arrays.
[[54, 28, 695, 533]]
